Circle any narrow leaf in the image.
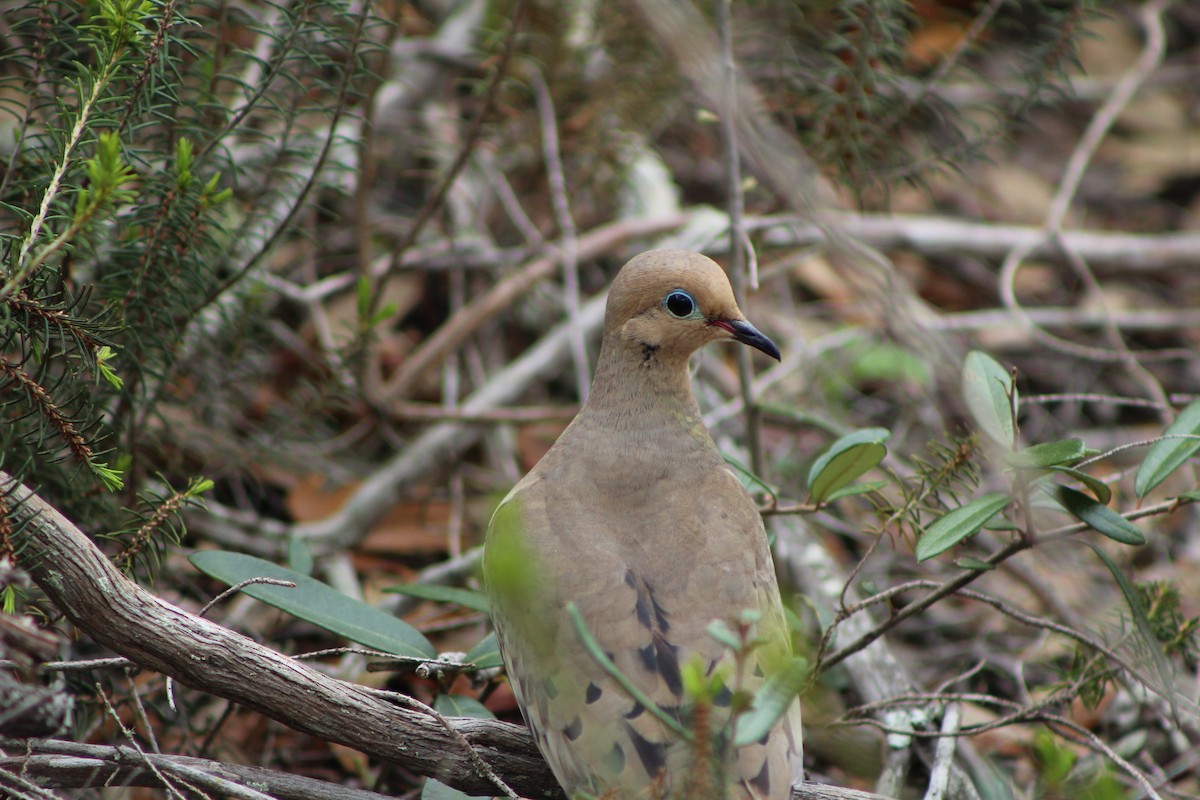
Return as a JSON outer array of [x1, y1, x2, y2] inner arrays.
[[961, 351, 1016, 449], [825, 480, 889, 502], [465, 631, 503, 669], [916, 493, 1010, 562], [1048, 465, 1112, 505], [1053, 486, 1144, 545], [189, 551, 435, 658], [435, 693, 494, 720], [1005, 439, 1086, 470], [1135, 401, 1200, 497], [955, 557, 996, 571], [385, 583, 490, 613], [421, 779, 469, 800], [1081, 541, 1178, 723], [734, 656, 807, 747], [706, 619, 742, 651], [287, 535, 314, 577], [807, 428, 890, 503]]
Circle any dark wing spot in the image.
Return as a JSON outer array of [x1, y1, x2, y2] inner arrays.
[[586, 682, 602, 704], [651, 593, 671, 633], [625, 723, 667, 778], [635, 638, 683, 697], [638, 643, 657, 673], [749, 760, 772, 796], [625, 702, 645, 720], [564, 716, 582, 741], [655, 638, 683, 696], [635, 589, 653, 629], [631, 573, 670, 633]]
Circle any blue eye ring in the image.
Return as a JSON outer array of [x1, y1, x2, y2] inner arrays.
[[663, 290, 698, 319]]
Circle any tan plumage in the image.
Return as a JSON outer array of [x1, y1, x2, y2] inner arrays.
[[484, 249, 802, 800]]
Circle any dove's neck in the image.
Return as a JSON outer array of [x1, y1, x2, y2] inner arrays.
[[572, 334, 716, 452]]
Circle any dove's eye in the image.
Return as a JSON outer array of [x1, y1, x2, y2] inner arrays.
[[663, 290, 697, 319]]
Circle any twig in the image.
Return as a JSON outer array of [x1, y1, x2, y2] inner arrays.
[[1, 739, 401, 800], [389, 402, 579, 424], [922, 703, 960, 800], [1043, 714, 1165, 800], [377, 690, 520, 800], [96, 683, 190, 800], [198, 577, 297, 619], [715, 0, 766, 479], [755, 212, 1200, 273], [530, 67, 589, 403]]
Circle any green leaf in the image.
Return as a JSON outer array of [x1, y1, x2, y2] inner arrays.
[[287, 536, 314, 577], [90, 460, 124, 492], [706, 619, 742, 651], [95, 346, 124, 389], [733, 656, 807, 747], [1005, 439, 1085, 470], [421, 779, 470, 800], [1047, 465, 1112, 505], [916, 493, 1010, 562], [961, 351, 1016, 449], [355, 276, 372, 319], [1053, 487, 1144, 545], [722, 452, 777, 496], [825, 480, 889, 502], [807, 428, 890, 503], [1135, 401, 1200, 498], [846, 340, 931, 387], [1081, 541, 1178, 722], [189, 551, 435, 657], [1033, 728, 1076, 786], [435, 693, 494, 720], [955, 557, 995, 571], [465, 631, 503, 669], [385, 583, 490, 613]]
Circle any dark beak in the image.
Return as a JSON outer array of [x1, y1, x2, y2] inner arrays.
[[725, 319, 781, 361]]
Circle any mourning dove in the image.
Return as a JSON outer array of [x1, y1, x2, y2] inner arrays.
[[484, 249, 802, 800]]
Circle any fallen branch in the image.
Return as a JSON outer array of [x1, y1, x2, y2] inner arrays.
[[2, 472, 562, 799]]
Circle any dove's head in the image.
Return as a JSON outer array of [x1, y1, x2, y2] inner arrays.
[[604, 249, 780, 365]]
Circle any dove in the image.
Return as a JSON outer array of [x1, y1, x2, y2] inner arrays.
[[484, 249, 802, 799]]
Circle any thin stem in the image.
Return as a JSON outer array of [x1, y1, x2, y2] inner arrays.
[[3, 57, 120, 300], [716, 0, 765, 478]]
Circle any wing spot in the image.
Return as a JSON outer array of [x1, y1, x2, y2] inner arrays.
[[625, 723, 667, 778], [657, 640, 683, 696], [638, 643, 657, 673], [586, 682, 602, 704], [564, 716, 582, 741]]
